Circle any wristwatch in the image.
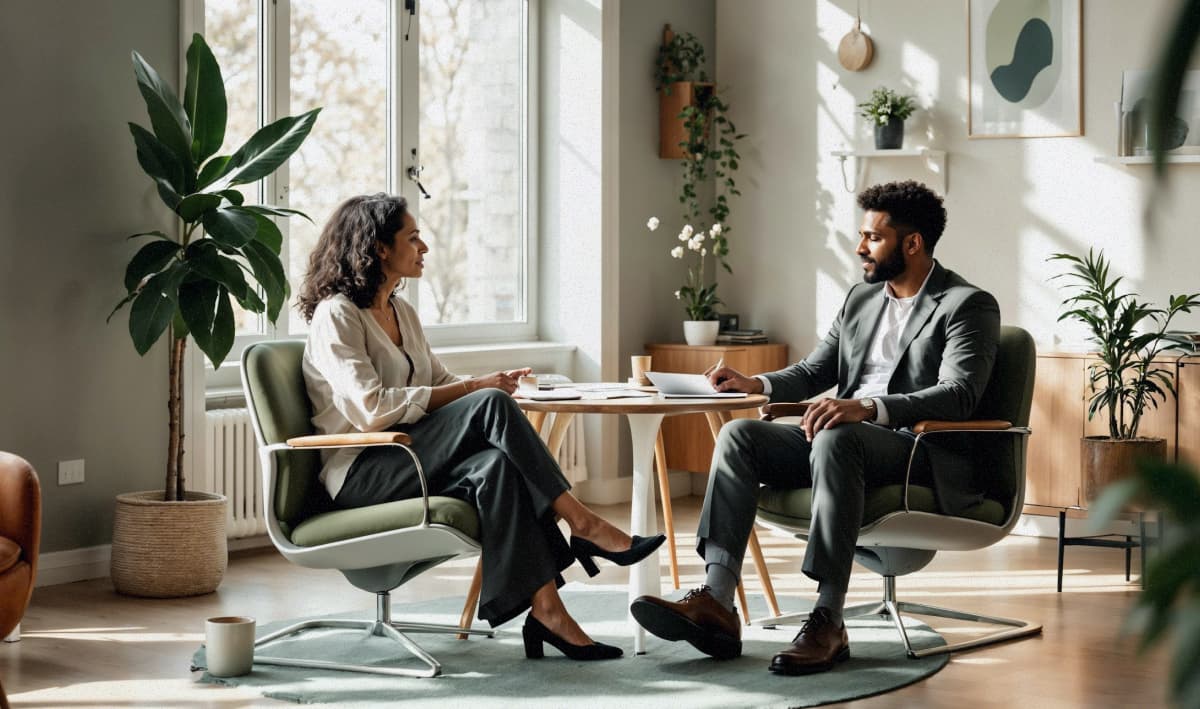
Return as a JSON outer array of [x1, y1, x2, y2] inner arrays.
[[859, 398, 877, 421]]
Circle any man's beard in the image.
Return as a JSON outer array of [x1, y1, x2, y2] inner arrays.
[[862, 245, 907, 284]]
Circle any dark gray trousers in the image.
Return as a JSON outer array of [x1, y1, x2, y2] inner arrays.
[[696, 418, 927, 593], [337, 389, 574, 627]]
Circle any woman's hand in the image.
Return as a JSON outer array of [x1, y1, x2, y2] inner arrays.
[[466, 367, 532, 395]]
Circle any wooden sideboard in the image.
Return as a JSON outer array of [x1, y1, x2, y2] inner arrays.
[[1025, 351, 1197, 515], [645, 343, 789, 474]]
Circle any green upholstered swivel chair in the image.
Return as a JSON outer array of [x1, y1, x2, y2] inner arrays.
[[241, 340, 492, 678], [754, 325, 1041, 657]]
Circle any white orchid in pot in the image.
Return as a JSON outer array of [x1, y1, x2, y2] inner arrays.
[[648, 217, 725, 345]]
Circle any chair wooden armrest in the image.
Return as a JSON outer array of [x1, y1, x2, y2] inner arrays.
[[761, 402, 812, 420], [911, 420, 1012, 434], [286, 432, 413, 447]]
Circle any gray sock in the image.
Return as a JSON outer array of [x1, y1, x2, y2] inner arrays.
[[704, 562, 738, 612], [815, 582, 846, 627]]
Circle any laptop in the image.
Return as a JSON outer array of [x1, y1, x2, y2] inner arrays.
[[644, 371, 748, 398]]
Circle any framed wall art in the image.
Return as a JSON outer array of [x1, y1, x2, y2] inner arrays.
[[968, 0, 1082, 138]]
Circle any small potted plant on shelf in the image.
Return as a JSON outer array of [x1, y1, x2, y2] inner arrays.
[[653, 24, 745, 345], [1050, 248, 1200, 502], [857, 86, 917, 149], [107, 34, 320, 597]]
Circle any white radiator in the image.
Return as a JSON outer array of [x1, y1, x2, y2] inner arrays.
[[539, 413, 589, 484], [202, 409, 267, 539]]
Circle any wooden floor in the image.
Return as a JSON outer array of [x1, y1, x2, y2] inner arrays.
[[2, 496, 1168, 708]]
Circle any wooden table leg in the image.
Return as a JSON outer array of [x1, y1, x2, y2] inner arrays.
[[525, 410, 548, 435], [747, 529, 781, 617], [457, 558, 484, 640], [545, 412, 575, 462], [654, 431, 680, 589], [735, 582, 750, 625]]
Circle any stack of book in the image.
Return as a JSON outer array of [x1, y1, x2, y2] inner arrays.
[[716, 328, 768, 344]]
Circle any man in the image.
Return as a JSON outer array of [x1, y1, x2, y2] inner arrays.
[[631, 180, 1000, 674]]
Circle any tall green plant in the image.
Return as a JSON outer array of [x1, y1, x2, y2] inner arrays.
[[110, 34, 320, 501], [1050, 248, 1199, 439]]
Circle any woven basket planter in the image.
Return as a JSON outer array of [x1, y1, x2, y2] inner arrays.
[[111, 490, 227, 598]]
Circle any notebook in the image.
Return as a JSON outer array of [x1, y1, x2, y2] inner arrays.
[[644, 371, 748, 398]]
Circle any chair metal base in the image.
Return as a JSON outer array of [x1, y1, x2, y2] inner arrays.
[[755, 576, 1042, 658], [252, 592, 495, 678]]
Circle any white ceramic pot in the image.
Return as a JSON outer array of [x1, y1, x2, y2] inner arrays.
[[683, 320, 720, 346]]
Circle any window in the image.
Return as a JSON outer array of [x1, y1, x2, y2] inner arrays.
[[193, 0, 534, 353]]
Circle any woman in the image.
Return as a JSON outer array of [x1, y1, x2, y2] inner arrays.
[[297, 193, 663, 661]]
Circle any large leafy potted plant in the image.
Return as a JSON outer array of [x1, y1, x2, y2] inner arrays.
[[108, 34, 319, 597], [1050, 248, 1199, 502], [653, 25, 745, 345]]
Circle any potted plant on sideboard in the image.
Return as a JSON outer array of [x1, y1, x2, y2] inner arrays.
[[1050, 248, 1200, 503], [107, 34, 319, 597]]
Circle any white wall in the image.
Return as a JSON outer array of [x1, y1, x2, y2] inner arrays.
[[715, 0, 1200, 361]]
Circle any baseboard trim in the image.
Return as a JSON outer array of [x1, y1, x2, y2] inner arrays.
[[574, 470, 693, 506], [35, 544, 111, 588], [36, 536, 274, 588]]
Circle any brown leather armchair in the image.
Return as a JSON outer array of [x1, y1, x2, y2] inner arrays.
[[0, 451, 41, 642]]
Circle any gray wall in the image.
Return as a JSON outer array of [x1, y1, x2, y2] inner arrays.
[[0, 1, 179, 552]]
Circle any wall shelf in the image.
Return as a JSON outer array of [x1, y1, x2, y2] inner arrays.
[[1094, 154, 1200, 165], [831, 147, 948, 194]]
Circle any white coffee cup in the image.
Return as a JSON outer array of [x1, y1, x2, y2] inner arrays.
[[518, 374, 538, 394], [205, 616, 256, 677]]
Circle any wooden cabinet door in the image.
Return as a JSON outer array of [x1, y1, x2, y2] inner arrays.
[[1025, 354, 1085, 509], [1177, 356, 1200, 469], [645, 343, 788, 473]]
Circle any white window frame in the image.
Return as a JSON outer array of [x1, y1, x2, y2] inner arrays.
[[183, 0, 539, 385]]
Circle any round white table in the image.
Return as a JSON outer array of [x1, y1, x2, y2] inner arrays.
[[517, 392, 770, 653]]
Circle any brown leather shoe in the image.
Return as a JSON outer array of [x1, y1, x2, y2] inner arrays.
[[630, 586, 742, 659], [768, 607, 850, 675]]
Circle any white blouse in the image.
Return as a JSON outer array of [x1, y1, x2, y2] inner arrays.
[[302, 293, 461, 499]]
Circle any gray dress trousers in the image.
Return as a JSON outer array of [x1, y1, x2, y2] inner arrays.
[[696, 417, 930, 592], [336, 388, 574, 627]]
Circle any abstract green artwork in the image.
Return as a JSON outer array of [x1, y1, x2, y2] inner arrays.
[[969, 0, 1081, 138]]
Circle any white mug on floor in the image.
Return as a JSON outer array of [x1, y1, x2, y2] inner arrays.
[[205, 616, 256, 677]]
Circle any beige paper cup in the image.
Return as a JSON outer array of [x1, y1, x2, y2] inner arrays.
[[631, 355, 652, 385], [205, 616, 256, 677]]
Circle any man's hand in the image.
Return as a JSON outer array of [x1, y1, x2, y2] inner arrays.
[[706, 365, 764, 394], [801, 398, 874, 441]]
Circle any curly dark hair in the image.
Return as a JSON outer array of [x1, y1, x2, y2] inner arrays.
[[296, 193, 409, 322], [856, 180, 946, 253]]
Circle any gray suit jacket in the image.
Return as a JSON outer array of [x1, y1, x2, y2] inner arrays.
[[763, 262, 1001, 513]]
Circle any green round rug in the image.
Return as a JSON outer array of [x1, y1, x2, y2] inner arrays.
[[192, 585, 948, 707]]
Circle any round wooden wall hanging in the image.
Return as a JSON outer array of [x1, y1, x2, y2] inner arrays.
[[837, 15, 874, 72]]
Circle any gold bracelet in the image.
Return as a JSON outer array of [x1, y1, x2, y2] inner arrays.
[[461, 379, 470, 395]]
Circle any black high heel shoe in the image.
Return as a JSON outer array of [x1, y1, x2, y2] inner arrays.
[[570, 534, 666, 577], [522, 614, 623, 660]]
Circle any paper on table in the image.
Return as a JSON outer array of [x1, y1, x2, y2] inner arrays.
[[513, 388, 582, 401]]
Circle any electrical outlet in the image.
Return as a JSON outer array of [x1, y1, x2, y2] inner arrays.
[[58, 459, 85, 486]]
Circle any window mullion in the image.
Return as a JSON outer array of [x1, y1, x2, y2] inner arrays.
[[262, 0, 289, 337]]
